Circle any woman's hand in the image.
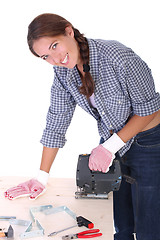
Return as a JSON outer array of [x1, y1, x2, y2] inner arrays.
[[4, 178, 46, 200], [89, 145, 115, 173], [89, 133, 125, 173], [4, 170, 49, 200]]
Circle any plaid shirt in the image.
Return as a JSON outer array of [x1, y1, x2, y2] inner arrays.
[[40, 39, 160, 156]]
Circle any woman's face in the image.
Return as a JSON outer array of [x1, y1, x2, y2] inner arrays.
[[33, 26, 82, 69]]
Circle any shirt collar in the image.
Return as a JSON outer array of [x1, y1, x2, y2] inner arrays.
[[67, 38, 99, 83]]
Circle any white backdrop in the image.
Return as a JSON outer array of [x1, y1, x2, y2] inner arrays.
[[0, 0, 160, 178]]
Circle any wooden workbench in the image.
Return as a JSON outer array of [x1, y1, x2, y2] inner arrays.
[[0, 177, 113, 240]]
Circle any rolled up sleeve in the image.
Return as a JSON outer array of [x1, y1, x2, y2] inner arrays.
[[40, 69, 76, 148], [125, 57, 160, 116]]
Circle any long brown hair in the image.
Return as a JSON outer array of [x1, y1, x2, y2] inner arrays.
[[27, 13, 94, 98]]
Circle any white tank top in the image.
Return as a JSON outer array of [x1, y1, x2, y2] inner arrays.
[[89, 93, 96, 108]]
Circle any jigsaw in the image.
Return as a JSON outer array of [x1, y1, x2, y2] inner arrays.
[[75, 154, 122, 199]]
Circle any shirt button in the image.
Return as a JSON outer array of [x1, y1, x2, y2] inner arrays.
[[110, 124, 112, 128], [102, 111, 105, 115], [118, 100, 121, 104]]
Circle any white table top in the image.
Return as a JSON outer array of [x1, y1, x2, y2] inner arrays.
[[0, 177, 113, 240]]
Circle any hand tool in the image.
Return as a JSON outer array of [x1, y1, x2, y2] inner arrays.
[[62, 229, 102, 239], [76, 216, 94, 229], [48, 224, 77, 237], [48, 216, 94, 237], [0, 225, 14, 238]]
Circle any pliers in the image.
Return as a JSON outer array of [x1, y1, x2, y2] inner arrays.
[[62, 229, 102, 239]]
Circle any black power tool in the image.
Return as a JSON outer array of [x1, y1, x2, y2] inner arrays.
[[75, 154, 122, 199]]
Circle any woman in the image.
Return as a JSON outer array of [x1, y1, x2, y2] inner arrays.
[[5, 13, 160, 240]]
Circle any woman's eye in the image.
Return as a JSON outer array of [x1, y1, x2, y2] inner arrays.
[[52, 43, 58, 49], [42, 55, 48, 60]]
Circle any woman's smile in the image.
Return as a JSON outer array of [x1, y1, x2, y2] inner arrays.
[[61, 53, 69, 65]]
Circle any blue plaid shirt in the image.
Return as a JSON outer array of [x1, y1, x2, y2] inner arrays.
[[40, 39, 160, 156]]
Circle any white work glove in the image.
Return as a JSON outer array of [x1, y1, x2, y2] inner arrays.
[[89, 133, 125, 173], [4, 170, 49, 200]]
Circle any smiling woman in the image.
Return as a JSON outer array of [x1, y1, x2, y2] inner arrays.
[[4, 12, 160, 240]]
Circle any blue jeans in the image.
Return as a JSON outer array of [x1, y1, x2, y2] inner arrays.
[[113, 124, 160, 240]]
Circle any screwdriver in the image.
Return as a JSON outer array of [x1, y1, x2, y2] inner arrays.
[[48, 224, 77, 237], [48, 216, 94, 237]]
